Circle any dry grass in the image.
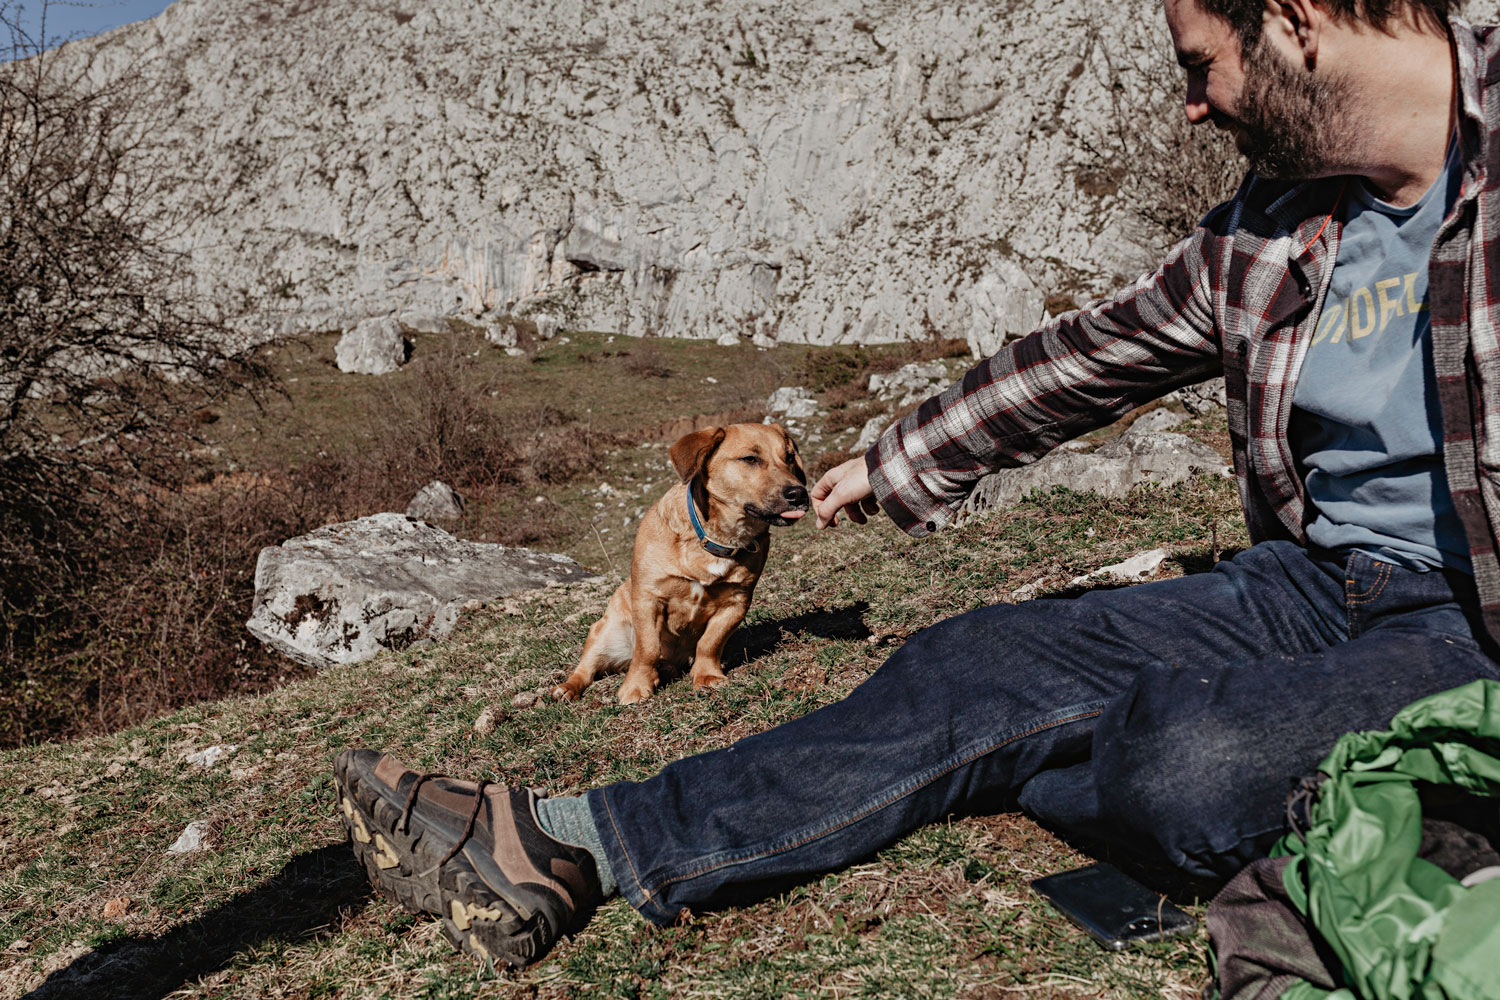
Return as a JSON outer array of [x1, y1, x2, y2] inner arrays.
[[0, 449, 1246, 999]]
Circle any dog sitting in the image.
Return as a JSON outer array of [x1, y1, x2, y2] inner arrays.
[[552, 422, 810, 705]]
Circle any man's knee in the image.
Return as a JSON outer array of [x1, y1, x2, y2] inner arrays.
[[1093, 666, 1293, 877]]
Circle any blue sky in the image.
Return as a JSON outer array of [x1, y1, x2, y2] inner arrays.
[[6, 0, 173, 48]]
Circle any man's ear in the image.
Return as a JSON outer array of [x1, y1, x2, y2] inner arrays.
[[780, 425, 807, 485], [1264, 0, 1324, 64], [669, 427, 726, 482]]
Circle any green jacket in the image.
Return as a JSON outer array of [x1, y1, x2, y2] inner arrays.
[[1207, 679, 1500, 1000]]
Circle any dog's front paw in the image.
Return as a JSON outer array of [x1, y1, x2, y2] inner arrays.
[[691, 669, 728, 692], [551, 682, 581, 701], [617, 678, 655, 705]]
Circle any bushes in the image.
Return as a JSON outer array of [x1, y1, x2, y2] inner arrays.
[[0, 9, 280, 743]]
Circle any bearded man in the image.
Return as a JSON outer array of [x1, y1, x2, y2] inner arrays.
[[333, 0, 1497, 968]]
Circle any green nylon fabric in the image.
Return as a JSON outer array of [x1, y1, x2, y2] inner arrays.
[[1269, 679, 1500, 1000]]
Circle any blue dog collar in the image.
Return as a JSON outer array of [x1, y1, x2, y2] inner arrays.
[[686, 477, 742, 558]]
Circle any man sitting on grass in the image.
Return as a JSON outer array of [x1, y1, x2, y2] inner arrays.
[[333, 0, 1500, 968]]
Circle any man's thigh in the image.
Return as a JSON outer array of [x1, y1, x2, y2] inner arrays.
[[1086, 620, 1499, 877]]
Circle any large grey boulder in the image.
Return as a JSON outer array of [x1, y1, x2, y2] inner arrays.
[[334, 317, 408, 375], [246, 513, 593, 668], [962, 423, 1227, 516]]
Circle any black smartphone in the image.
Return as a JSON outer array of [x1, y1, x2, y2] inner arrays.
[[1030, 863, 1197, 951]]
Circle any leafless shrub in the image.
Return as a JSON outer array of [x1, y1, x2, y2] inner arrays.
[[1082, 4, 1244, 250], [619, 336, 672, 378], [370, 342, 521, 493], [0, 3, 273, 744]]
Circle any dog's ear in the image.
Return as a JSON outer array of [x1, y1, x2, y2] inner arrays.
[[778, 425, 807, 485], [669, 426, 726, 482]]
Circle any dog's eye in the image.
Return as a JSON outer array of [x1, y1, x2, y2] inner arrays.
[[738, 455, 761, 466]]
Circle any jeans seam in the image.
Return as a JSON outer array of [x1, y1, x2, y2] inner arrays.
[[633, 704, 1107, 907], [1345, 559, 1390, 637], [598, 787, 677, 922]]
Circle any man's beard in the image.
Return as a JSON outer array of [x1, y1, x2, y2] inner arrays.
[[1233, 35, 1358, 179]]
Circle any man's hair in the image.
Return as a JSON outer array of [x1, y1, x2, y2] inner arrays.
[[1200, 0, 1457, 48]]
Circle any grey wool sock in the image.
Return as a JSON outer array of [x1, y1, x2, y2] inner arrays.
[[535, 794, 619, 898]]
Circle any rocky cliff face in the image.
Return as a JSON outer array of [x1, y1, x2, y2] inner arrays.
[[78, 0, 1493, 350]]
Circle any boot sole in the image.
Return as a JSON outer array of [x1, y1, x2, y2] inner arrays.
[[334, 754, 555, 967]]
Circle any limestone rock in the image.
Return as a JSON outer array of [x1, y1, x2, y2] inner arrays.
[[245, 513, 594, 669], [184, 744, 237, 768], [399, 313, 451, 334], [59, 0, 1198, 349], [868, 360, 949, 405], [715, 331, 740, 347], [1129, 408, 1186, 433], [532, 315, 560, 340], [406, 480, 465, 522], [485, 322, 518, 348], [766, 386, 818, 419], [335, 317, 408, 375], [166, 820, 212, 855], [855, 414, 891, 451], [962, 423, 1226, 516], [1172, 377, 1228, 415], [1071, 547, 1171, 586]]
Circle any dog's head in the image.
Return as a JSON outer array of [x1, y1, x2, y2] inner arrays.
[[669, 422, 809, 526]]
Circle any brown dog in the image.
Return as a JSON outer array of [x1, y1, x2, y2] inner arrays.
[[552, 422, 810, 705]]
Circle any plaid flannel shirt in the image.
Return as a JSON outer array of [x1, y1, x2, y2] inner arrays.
[[867, 19, 1500, 645]]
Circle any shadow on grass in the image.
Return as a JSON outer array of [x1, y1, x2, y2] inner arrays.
[[724, 601, 874, 666], [23, 843, 371, 1000]]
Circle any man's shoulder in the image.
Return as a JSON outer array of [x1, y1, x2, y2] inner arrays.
[[1201, 175, 1344, 244]]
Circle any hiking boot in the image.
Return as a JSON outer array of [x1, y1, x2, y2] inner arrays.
[[333, 748, 600, 967]]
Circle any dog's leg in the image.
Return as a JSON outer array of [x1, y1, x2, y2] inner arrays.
[[553, 585, 634, 701], [618, 595, 668, 705], [689, 592, 750, 692]]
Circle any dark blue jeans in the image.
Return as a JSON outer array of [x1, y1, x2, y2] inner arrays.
[[585, 541, 1499, 924]]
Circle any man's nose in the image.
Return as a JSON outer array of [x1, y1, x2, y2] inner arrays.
[[1184, 75, 1211, 125], [782, 484, 809, 506]]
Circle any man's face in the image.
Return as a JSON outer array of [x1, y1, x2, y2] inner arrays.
[[1165, 0, 1356, 179]]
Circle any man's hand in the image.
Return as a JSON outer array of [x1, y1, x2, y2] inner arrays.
[[811, 456, 881, 529]]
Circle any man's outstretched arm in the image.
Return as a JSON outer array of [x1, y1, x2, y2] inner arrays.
[[863, 217, 1231, 537]]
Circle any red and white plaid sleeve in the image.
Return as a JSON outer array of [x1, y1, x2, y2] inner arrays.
[[867, 226, 1225, 536]]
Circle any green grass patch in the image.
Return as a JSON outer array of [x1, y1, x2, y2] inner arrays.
[[0, 458, 1244, 998]]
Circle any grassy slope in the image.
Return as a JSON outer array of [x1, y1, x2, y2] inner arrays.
[[0, 420, 1249, 998]]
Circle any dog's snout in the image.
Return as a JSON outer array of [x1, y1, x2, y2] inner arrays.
[[782, 484, 809, 506]]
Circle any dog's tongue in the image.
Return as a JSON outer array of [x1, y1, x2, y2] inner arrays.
[[781, 509, 807, 520]]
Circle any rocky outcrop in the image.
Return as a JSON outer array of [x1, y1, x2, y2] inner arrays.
[[245, 513, 593, 669], [76, 0, 1189, 349], [960, 421, 1227, 517]]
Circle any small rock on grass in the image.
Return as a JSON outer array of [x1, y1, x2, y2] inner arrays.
[[510, 687, 551, 709], [474, 705, 510, 734], [184, 744, 237, 768], [1069, 548, 1171, 587], [167, 820, 213, 855], [101, 897, 132, 919]]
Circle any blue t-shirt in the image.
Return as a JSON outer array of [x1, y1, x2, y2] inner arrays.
[[1290, 143, 1467, 572]]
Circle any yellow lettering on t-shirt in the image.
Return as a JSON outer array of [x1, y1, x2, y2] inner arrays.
[[1404, 271, 1426, 313], [1312, 304, 1343, 346], [1349, 286, 1377, 340], [1376, 277, 1404, 332]]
